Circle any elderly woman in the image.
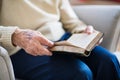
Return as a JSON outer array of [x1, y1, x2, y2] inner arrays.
[[0, 0, 119, 80]]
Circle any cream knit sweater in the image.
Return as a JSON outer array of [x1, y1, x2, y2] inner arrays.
[[0, 0, 87, 55]]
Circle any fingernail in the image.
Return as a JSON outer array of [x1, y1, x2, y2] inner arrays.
[[51, 41, 54, 45], [49, 41, 54, 46]]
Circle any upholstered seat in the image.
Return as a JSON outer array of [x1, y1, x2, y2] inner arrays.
[[0, 5, 120, 80]]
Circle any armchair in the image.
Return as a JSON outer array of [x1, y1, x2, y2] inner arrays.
[[0, 5, 120, 80], [0, 46, 15, 80]]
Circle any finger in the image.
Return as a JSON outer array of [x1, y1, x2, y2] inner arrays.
[[36, 45, 52, 56], [85, 25, 94, 34], [32, 40, 52, 56], [37, 34, 54, 47], [98, 38, 103, 44], [96, 38, 103, 46], [25, 47, 38, 56], [24, 41, 39, 56]]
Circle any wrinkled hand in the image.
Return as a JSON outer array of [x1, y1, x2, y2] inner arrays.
[[84, 25, 94, 34], [12, 28, 54, 56], [84, 25, 103, 45]]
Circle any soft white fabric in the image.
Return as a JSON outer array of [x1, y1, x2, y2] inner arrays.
[[0, 46, 15, 80], [0, 0, 86, 55]]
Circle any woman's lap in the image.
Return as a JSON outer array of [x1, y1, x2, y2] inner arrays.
[[10, 33, 120, 80], [10, 50, 92, 80], [10, 45, 120, 80], [79, 46, 120, 80]]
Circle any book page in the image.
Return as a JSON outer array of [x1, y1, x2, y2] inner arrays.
[[67, 31, 99, 49]]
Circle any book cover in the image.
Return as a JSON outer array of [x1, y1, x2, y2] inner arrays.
[[50, 31, 104, 57]]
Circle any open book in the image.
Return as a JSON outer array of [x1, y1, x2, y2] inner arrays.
[[50, 31, 104, 57]]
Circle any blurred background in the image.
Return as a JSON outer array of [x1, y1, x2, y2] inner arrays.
[[70, 0, 120, 5]]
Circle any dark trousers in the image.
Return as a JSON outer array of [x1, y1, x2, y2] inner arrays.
[[10, 33, 120, 80]]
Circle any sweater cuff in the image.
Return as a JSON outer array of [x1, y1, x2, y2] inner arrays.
[[0, 26, 18, 54]]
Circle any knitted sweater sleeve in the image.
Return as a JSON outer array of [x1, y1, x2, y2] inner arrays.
[[0, 26, 18, 55], [59, 0, 87, 33]]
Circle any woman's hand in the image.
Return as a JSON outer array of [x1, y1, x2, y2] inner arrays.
[[84, 25, 94, 34], [12, 28, 54, 56], [84, 25, 103, 45]]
